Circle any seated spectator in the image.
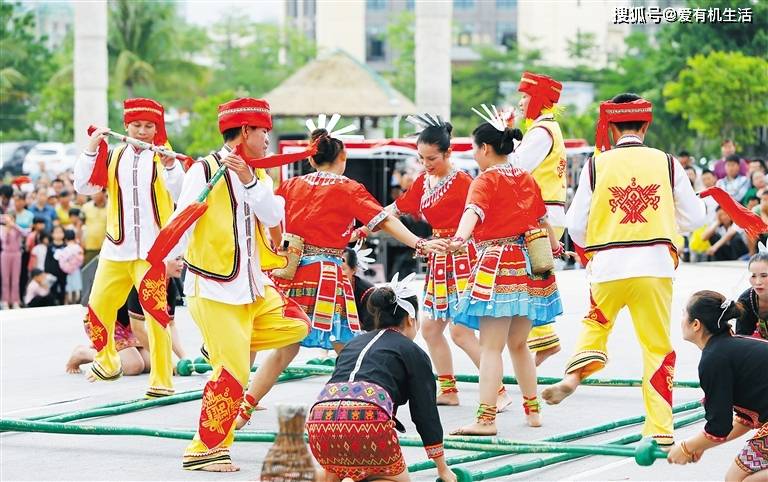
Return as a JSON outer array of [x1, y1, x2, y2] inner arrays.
[[701, 208, 749, 261], [715, 155, 749, 202], [748, 158, 766, 176], [712, 139, 748, 179], [25, 268, 55, 307], [679, 151, 702, 188], [701, 169, 717, 189], [744, 195, 759, 212], [742, 170, 767, 204]]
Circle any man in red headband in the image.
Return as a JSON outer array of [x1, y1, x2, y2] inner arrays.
[[543, 93, 706, 449], [514, 71, 568, 366], [74, 98, 184, 398], [166, 98, 310, 472]]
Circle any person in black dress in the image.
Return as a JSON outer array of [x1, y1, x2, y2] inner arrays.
[[668, 290, 768, 482], [306, 274, 456, 482], [737, 252, 768, 340]]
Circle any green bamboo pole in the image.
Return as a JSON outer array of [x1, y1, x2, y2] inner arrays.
[[465, 410, 706, 481], [178, 360, 701, 389], [0, 418, 664, 463], [453, 373, 700, 388], [21, 372, 314, 426], [409, 399, 702, 472]]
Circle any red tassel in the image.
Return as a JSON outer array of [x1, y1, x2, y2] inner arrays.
[[236, 141, 318, 169], [86, 126, 109, 188], [146, 202, 208, 265], [178, 155, 195, 171], [699, 187, 768, 239], [573, 243, 589, 267]]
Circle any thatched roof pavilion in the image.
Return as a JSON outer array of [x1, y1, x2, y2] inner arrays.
[[264, 50, 416, 117]]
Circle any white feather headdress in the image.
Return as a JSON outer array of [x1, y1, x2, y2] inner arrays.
[[471, 104, 514, 132], [352, 239, 375, 273], [387, 272, 418, 319], [405, 113, 446, 132], [305, 113, 364, 141]]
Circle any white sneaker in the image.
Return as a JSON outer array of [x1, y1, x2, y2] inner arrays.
[[0, 302, 8, 310]]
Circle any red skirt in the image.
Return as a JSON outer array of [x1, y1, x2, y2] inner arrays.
[[306, 400, 405, 481], [84, 319, 140, 352]]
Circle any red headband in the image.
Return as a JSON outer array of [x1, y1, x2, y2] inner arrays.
[[595, 99, 653, 153], [518, 72, 562, 120], [218, 98, 272, 133], [123, 98, 167, 146]]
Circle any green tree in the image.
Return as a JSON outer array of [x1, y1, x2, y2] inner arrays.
[[383, 11, 415, 100], [0, 2, 54, 139], [184, 90, 236, 157], [108, 0, 209, 122], [209, 17, 315, 97], [27, 33, 74, 141], [664, 51, 768, 146]]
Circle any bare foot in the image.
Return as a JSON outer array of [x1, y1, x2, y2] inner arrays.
[[526, 411, 542, 427], [86, 370, 98, 383], [541, 381, 577, 405], [535, 345, 561, 367], [449, 422, 497, 436], [496, 391, 514, 413], [436, 392, 459, 406], [198, 463, 240, 472]]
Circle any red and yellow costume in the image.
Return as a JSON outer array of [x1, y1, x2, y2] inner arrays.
[[73, 98, 182, 397], [273, 172, 388, 349], [565, 98, 706, 446], [453, 163, 562, 329], [394, 169, 475, 320], [515, 71, 567, 354], [172, 98, 310, 470]]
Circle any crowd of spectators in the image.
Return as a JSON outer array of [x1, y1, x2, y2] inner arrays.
[[0, 170, 105, 309]]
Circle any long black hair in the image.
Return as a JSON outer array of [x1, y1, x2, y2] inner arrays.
[[310, 128, 344, 166], [472, 123, 522, 156], [366, 287, 418, 330], [686, 290, 743, 336], [417, 123, 453, 153]]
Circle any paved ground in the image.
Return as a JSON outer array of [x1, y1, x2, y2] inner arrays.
[[0, 261, 749, 481]]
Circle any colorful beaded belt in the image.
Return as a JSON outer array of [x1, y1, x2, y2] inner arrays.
[[432, 227, 457, 238], [304, 244, 345, 258], [474, 235, 523, 251]]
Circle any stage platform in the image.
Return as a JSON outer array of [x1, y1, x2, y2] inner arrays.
[[0, 261, 747, 481]]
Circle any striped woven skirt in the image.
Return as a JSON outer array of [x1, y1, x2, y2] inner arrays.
[[423, 247, 475, 321], [306, 382, 404, 481], [453, 237, 562, 329], [273, 255, 361, 350]]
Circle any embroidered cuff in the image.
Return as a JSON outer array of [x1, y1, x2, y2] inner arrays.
[[366, 210, 388, 231], [465, 204, 485, 223], [243, 176, 258, 189], [424, 443, 444, 460], [702, 429, 727, 442], [735, 415, 757, 429]]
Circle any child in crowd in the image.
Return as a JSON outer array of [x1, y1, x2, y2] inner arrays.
[[25, 268, 54, 307]]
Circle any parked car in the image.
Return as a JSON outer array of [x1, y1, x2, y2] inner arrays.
[[22, 142, 78, 179], [0, 141, 37, 176]]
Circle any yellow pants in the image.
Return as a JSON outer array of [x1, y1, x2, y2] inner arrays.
[[182, 284, 310, 470], [565, 277, 675, 445], [527, 225, 563, 353], [87, 259, 174, 397]]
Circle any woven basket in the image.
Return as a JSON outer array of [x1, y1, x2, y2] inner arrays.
[[261, 404, 316, 481], [271, 233, 305, 281], [525, 228, 554, 274]]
